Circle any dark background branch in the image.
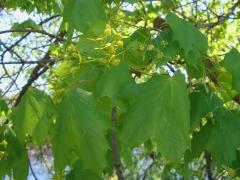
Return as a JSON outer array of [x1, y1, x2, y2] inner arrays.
[[111, 107, 124, 180]]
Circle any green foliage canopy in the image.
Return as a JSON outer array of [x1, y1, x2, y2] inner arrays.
[[1, 0, 240, 179]]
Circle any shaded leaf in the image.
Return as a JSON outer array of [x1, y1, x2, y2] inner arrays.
[[66, 160, 101, 180], [192, 108, 240, 165]]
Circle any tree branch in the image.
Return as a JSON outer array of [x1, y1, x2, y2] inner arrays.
[[0, 59, 55, 65], [111, 107, 124, 180], [196, 0, 240, 29], [0, 29, 64, 41], [204, 150, 213, 180], [14, 31, 65, 106]]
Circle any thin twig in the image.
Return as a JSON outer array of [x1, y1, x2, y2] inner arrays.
[[196, 0, 240, 29], [0, 29, 64, 41], [28, 158, 39, 180], [0, 59, 55, 65], [13, 31, 65, 106]]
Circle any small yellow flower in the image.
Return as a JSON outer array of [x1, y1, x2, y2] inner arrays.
[[107, 45, 115, 54], [71, 52, 79, 59], [0, 139, 7, 147], [111, 58, 120, 65], [110, 175, 118, 180], [115, 33, 122, 40], [68, 44, 77, 53], [157, 51, 163, 59], [104, 25, 112, 37], [227, 168, 236, 177], [0, 151, 8, 158], [161, 40, 168, 47], [208, 81, 216, 90], [147, 44, 155, 51], [206, 112, 213, 119], [138, 44, 145, 51], [217, 67, 227, 73], [116, 40, 124, 48]]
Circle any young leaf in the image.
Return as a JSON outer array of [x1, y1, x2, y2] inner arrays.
[[11, 19, 40, 30], [11, 88, 55, 144]]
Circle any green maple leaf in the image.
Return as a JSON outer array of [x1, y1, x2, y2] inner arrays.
[[207, 110, 240, 165], [192, 108, 240, 165], [232, 150, 240, 176], [152, 29, 180, 66], [66, 160, 101, 180], [165, 13, 207, 74], [0, 98, 8, 113], [54, 61, 104, 92], [11, 88, 55, 144], [165, 13, 208, 54], [222, 48, 240, 92], [53, 88, 110, 173], [63, 0, 108, 36], [185, 50, 201, 67], [123, 28, 152, 68], [77, 35, 106, 58], [120, 72, 190, 161], [96, 62, 134, 102], [71, 63, 104, 92], [0, 132, 28, 180], [190, 86, 222, 130]]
